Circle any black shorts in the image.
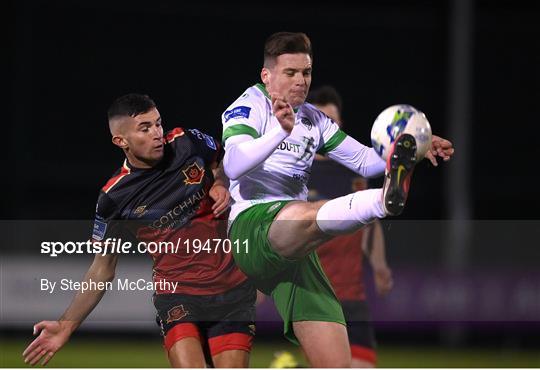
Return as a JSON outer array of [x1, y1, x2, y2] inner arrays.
[[153, 281, 256, 356], [342, 300, 377, 363]]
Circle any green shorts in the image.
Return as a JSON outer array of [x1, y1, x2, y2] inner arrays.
[[229, 200, 345, 345]]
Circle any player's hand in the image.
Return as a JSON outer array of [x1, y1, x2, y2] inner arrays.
[[425, 134, 454, 166], [23, 321, 72, 366], [271, 95, 295, 134], [373, 265, 393, 296], [209, 184, 231, 217]]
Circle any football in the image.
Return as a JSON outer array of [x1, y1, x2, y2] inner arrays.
[[370, 104, 432, 162]]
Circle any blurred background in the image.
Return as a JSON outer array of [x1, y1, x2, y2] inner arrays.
[[3, 0, 539, 367]]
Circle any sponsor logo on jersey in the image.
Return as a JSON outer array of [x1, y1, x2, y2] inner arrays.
[[292, 173, 309, 184], [166, 304, 189, 323], [224, 106, 251, 122], [300, 136, 315, 161], [92, 218, 107, 241], [277, 137, 316, 161], [149, 188, 207, 231], [182, 162, 205, 185], [188, 129, 217, 150], [300, 117, 313, 130], [277, 141, 302, 153]]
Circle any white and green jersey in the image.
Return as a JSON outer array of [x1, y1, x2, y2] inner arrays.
[[222, 84, 349, 221]]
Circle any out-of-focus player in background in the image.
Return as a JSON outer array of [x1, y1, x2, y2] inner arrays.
[[310, 84, 394, 368], [22, 94, 256, 368], [222, 32, 454, 367]]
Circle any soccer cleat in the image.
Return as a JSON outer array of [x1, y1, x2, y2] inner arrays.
[[269, 351, 300, 368], [382, 133, 417, 216]]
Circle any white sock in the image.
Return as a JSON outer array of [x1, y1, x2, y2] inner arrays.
[[316, 188, 386, 235]]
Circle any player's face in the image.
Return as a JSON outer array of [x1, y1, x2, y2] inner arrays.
[[262, 53, 312, 108], [118, 108, 164, 168]]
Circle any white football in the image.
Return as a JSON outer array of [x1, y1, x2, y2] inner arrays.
[[370, 104, 432, 162]]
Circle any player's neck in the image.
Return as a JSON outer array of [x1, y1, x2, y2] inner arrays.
[[124, 153, 160, 169]]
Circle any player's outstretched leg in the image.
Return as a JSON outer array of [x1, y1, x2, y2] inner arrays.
[[382, 133, 417, 216], [268, 134, 418, 259]]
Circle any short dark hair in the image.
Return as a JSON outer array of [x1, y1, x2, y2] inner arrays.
[[107, 93, 156, 120], [307, 86, 343, 113], [264, 32, 312, 67]]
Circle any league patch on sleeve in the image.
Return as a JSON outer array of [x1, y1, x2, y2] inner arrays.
[[92, 218, 108, 241], [188, 129, 217, 150], [224, 106, 251, 122]]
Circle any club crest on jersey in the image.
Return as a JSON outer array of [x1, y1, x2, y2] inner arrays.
[[182, 162, 205, 185], [134, 205, 147, 217], [166, 305, 189, 323], [300, 117, 313, 130]]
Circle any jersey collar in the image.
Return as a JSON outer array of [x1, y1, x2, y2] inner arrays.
[[255, 83, 300, 113]]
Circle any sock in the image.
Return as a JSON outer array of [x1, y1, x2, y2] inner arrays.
[[316, 188, 386, 235]]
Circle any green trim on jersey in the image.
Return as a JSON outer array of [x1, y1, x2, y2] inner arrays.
[[255, 83, 271, 100], [222, 124, 260, 142], [317, 129, 348, 155]]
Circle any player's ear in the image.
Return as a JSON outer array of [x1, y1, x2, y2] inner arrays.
[[112, 135, 128, 149], [261, 67, 270, 85]]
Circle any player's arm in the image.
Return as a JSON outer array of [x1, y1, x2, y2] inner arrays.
[[326, 135, 387, 178], [362, 221, 393, 296], [326, 132, 454, 177], [210, 161, 230, 217], [22, 252, 118, 366], [223, 96, 292, 180]]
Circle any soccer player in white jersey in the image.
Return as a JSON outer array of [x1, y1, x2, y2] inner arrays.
[[221, 32, 454, 367]]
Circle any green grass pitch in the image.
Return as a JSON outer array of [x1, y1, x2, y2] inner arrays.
[[2, 338, 539, 367]]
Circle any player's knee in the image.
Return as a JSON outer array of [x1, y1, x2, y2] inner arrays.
[[212, 350, 249, 368]]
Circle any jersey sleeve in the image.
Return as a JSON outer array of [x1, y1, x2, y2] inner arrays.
[[91, 191, 122, 242], [184, 128, 224, 166], [221, 90, 265, 144]]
